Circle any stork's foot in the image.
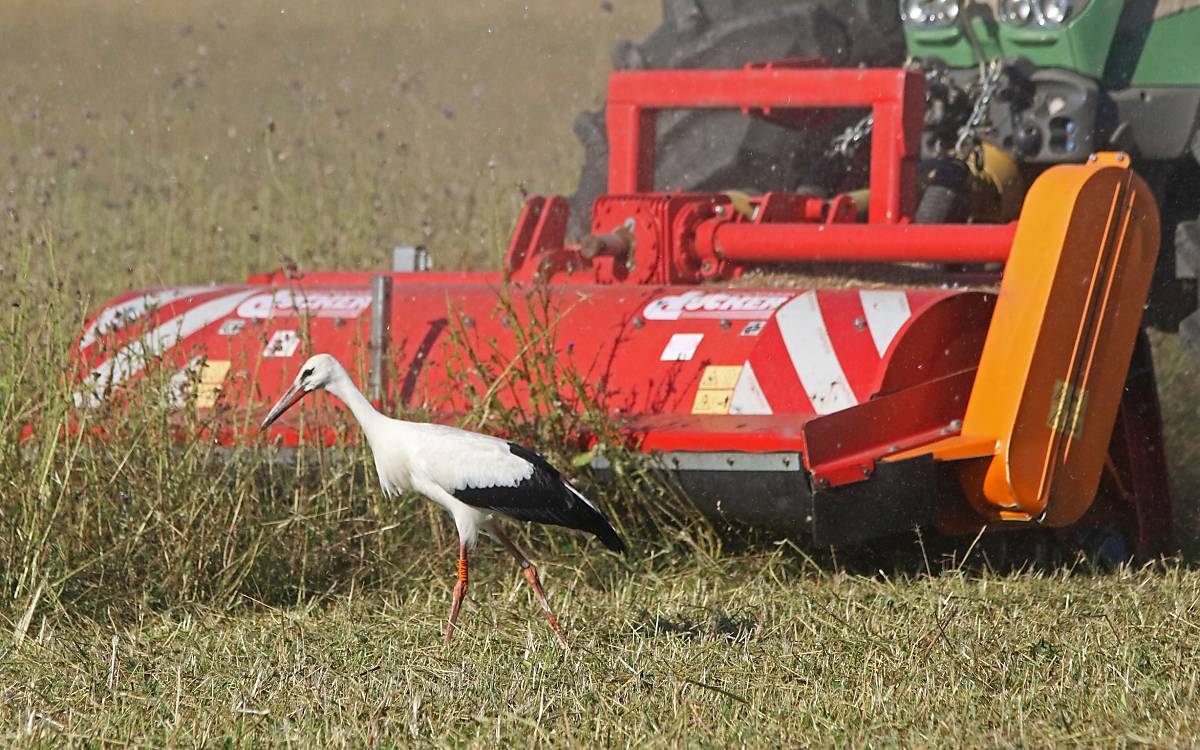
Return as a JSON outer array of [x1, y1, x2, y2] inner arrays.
[[522, 562, 567, 647]]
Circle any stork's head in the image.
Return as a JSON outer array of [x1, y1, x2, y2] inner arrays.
[[259, 353, 340, 431]]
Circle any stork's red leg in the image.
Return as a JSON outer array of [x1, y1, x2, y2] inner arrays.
[[521, 564, 567, 646], [444, 542, 469, 645], [491, 527, 568, 646]]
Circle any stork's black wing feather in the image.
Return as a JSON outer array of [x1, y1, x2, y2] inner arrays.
[[452, 443, 626, 553]]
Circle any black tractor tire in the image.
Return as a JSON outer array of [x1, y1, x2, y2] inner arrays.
[[567, 0, 906, 238], [1145, 155, 1200, 335], [1175, 219, 1200, 347], [913, 158, 972, 225], [1173, 219, 1200, 560]]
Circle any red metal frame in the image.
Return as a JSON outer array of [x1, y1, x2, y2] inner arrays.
[[696, 223, 1016, 264], [605, 67, 925, 224], [505, 66, 1020, 283]]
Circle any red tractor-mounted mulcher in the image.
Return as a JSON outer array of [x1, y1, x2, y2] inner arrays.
[[73, 63, 1174, 560]]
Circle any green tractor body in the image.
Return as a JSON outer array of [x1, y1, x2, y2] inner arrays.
[[903, 0, 1200, 335], [905, 1, 1200, 85], [904, 0, 1200, 161]]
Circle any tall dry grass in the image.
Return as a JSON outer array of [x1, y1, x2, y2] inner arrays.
[[0, 0, 660, 619], [2, 235, 405, 614]]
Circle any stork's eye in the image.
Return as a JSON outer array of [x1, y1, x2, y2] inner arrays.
[[301, 367, 314, 380]]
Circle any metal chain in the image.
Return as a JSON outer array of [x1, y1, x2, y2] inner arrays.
[[954, 60, 1004, 158], [827, 60, 1003, 161], [828, 113, 874, 160]]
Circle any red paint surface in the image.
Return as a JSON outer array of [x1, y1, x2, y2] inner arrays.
[[73, 276, 992, 456]]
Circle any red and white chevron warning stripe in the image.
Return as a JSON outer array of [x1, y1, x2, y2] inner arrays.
[[72, 288, 259, 407], [728, 289, 933, 418]]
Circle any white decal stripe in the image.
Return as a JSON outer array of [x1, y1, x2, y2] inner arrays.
[[79, 286, 213, 349], [858, 290, 912, 357], [775, 291, 857, 415], [74, 289, 256, 407], [729, 361, 772, 415]]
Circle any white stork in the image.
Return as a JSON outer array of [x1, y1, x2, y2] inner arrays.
[[260, 353, 625, 645]]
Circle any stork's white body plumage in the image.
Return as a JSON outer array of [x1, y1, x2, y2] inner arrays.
[[366, 420, 534, 546], [260, 353, 625, 645], [365, 420, 499, 524]]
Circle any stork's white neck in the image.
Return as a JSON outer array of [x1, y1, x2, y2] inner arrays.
[[323, 363, 390, 443]]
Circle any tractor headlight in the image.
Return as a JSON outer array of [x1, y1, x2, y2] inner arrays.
[[1040, 0, 1075, 25], [900, 0, 960, 28], [998, 0, 1034, 25], [999, 0, 1083, 27]]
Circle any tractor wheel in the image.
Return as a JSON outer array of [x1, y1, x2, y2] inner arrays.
[[567, 0, 905, 238], [1176, 219, 1200, 349], [1147, 157, 1200, 336]]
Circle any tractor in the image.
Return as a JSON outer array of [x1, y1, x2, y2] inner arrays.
[[72, 1, 1200, 561], [572, 0, 1200, 337]]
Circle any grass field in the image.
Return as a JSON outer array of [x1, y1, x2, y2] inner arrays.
[[5, 560, 1200, 747], [3, 1, 1200, 746]]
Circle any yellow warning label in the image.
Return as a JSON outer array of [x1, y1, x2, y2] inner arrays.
[[699, 365, 743, 390], [692, 389, 733, 415], [196, 359, 231, 409], [692, 365, 743, 415]]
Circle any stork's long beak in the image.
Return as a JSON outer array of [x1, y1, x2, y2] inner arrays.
[[260, 382, 307, 431]]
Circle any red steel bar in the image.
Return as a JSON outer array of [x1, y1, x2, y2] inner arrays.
[[605, 68, 926, 225], [705, 222, 1017, 264]]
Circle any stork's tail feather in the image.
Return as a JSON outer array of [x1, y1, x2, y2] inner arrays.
[[564, 481, 627, 554], [593, 521, 627, 554]]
